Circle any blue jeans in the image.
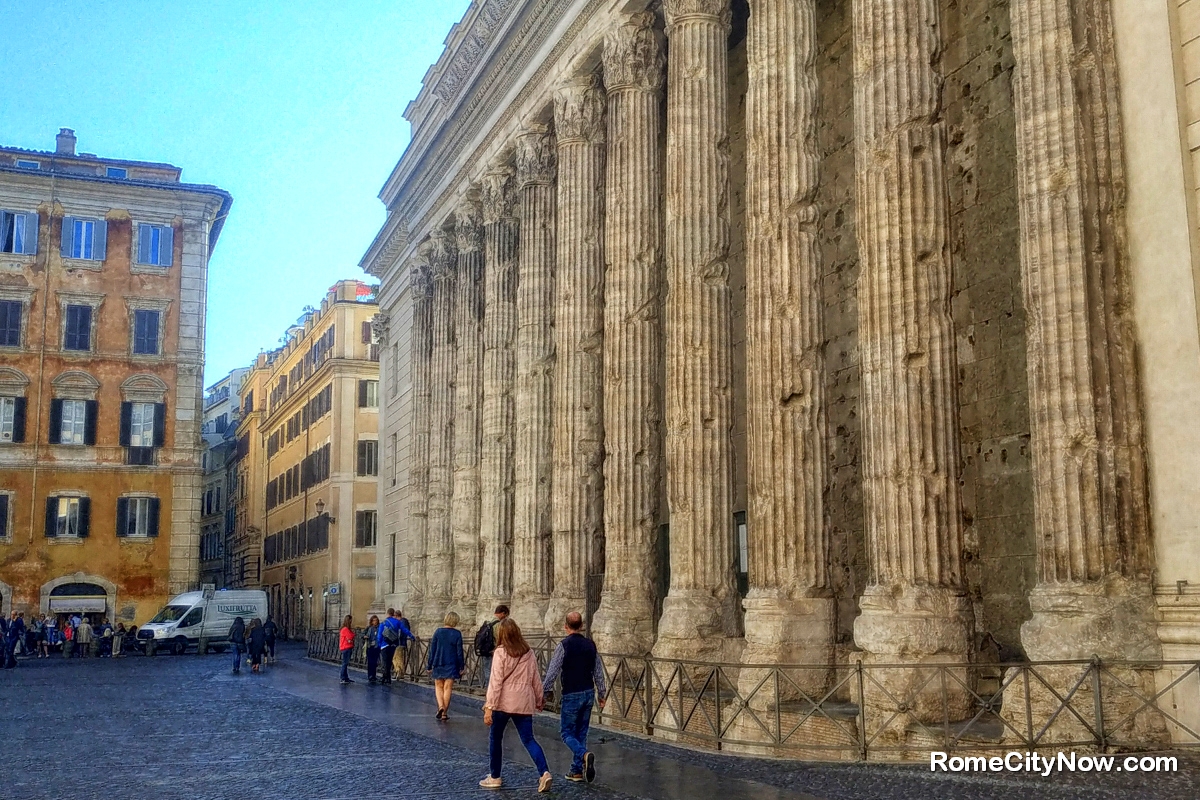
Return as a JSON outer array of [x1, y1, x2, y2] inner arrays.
[[559, 689, 595, 774], [489, 711, 549, 780], [481, 655, 493, 689], [231, 643, 244, 673], [340, 648, 352, 681], [366, 646, 380, 681]]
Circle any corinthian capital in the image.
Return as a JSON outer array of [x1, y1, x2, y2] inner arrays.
[[554, 74, 606, 145], [603, 12, 665, 93], [426, 228, 457, 280], [481, 163, 518, 224], [455, 191, 484, 251], [663, 0, 731, 33], [515, 123, 556, 187]]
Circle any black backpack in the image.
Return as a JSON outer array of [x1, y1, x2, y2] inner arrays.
[[474, 620, 496, 657], [381, 620, 400, 645]]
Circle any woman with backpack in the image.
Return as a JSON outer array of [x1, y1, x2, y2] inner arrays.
[[425, 611, 464, 720], [479, 618, 552, 793], [338, 615, 355, 684]]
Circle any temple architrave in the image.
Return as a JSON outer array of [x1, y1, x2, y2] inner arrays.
[[362, 0, 1200, 741]]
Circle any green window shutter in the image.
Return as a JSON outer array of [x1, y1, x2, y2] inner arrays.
[[21, 211, 38, 255], [45, 496, 58, 537], [77, 497, 90, 537], [60, 216, 75, 258], [93, 220, 107, 261], [48, 399, 62, 444], [148, 498, 161, 537], [160, 226, 173, 267], [84, 400, 98, 445], [116, 497, 129, 537], [12, 397, 26, 443]]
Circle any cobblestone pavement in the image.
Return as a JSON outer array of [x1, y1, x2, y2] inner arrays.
[[0, 644, 1195, 800]]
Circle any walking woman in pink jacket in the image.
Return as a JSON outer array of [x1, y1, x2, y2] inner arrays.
[[479, 618, 552, 792]]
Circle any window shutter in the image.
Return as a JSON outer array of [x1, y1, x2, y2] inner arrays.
[[12, 397, 26, 443], [160, 226, 173, 267], [84, 400, 98, 445], [116, 497, 129, 537], [148, 498, 160, 537], [0, 211, 9, 251], [137, 223, 152, 264], [60, 216, 75, 258], [153, 402, 166, 447], [77, 497, 91, 537], [48, 399, 62, 444], [357, 441, 365, 476], [21, 212, 38, 255], [93, 220, 107, 261], [358, 380, 367, 408], [119, 401, 132, 446], [0, 494, 8, 539], [45, 496, 57, 537], [361, 320, 372, 344]]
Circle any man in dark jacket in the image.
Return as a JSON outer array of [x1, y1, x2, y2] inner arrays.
[[228, 617, 246, 674], [377, 608, 413, 684], [542, 612, 607, 783], [263, 618, 278, 663]]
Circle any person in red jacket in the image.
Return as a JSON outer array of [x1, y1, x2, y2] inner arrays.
[[338, 615, 355, 684]]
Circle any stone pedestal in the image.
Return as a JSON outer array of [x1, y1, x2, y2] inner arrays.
[[738, 0, 834, 698], [422, 229, 458, 633], [511, 124, 557, 636], [851, 0, 972, 723], [591, 12, 665, 658], [653, 0, 741, 664], [477, 162, 520, 628], [547, 74, 607, 634]]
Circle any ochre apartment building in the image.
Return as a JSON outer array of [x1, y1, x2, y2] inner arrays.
[[0, 129, 230, 623], [236, 280, 380, 637]]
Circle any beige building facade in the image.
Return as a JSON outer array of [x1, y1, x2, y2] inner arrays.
[[362, 0, 1200, 742]]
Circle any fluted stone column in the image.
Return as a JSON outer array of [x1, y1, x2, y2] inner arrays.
[[449, 193, 485, 622], [740, 0, 833, 691], [547, 74, 607, 634], [591, 12, 665, 657], [653, 0, 741, 663], [1005, 0, 1164, 746], [851, 0, 972, 719], [511, 124, 557, 636], [477, 162, 520, 627], [406, 258, 434, 625], [422, 227, 458, 634]]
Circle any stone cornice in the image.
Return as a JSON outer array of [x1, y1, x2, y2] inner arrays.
[[554, 73, 607, 145], [603, 12, 665, 93], [362, 213, 408, 279]]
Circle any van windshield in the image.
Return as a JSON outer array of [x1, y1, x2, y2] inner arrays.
[[149, 605, 191, 623]]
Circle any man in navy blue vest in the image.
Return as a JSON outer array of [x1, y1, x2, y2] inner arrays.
[[542, 611, 607, 783]]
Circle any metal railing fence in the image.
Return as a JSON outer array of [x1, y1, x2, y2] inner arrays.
[[307, 630, 1200, 760]]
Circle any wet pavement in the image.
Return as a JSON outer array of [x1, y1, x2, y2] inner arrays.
[[1, 644, 1196, 799]]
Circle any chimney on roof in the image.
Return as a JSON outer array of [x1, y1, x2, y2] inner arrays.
[[56, 128, 77, 155]]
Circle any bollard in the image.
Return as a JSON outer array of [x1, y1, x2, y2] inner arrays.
[[64, 639, 74, 659], [147, 640, 157, 657], [198, 637, 209, 655]]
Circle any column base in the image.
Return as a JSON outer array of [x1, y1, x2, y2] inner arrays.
[[592, 600, 656, 657], [1021, 576, 1161, 661], [544, 594, 586, 638], [740, 592, 835, 699], [508, 593, 550, 638], [417, 597, 451, 640], [852, 585, 973, 728], [651, 590, 742, 664]]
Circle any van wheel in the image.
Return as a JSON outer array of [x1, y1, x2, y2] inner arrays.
[[172, 637, 188, 656]]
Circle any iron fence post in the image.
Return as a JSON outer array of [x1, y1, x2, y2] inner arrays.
[[644, 658, 654, 736], [1091, 655, 1106, 751], [715, 666, 722, 750], [856, 659, 867, 761]]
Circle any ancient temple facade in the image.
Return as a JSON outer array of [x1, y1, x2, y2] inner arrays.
[[363, 0, 1200, 738]]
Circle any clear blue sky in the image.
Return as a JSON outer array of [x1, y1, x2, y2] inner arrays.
[[0, 0, 471, 386]]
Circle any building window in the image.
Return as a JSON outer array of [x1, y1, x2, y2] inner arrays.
[[0, 492, 10, 540], [15, 159, 39, 170], [133, 309, 161, 354], [0, 300, 22, 347], [63, 304, 93, 351], [0, 396, 27, 443], [45, 496, 90, 538], [61, 216, 107, 261], [136, 223, 173, 267], [355, 510, 377, 548], [54, 399, 91, 445], [117, 496, 160, 538], [357, 439, 378, 476], [358, 380, 378, 409], [0, 210, 38, 254], [121, 401, 164, 449], [106, 167, 127, 179]]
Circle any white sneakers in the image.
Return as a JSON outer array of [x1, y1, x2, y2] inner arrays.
[[538, 772, 553, 793], [478, 771, 551, 792]]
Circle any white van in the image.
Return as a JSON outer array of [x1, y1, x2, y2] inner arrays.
[[138, 588, 269, 655]]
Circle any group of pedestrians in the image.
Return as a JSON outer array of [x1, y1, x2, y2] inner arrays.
[[336, 603, 606, 794], [228, 616, 277, 674], [2, 612, 139, 665]]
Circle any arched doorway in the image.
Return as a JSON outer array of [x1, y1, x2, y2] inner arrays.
[[41, 573, 116, 624]]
